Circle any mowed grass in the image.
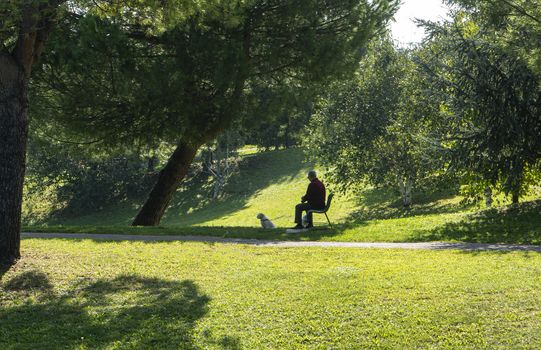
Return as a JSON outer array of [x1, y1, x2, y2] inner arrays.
[[24, 148, 541, 245], [1, 239, 540, 349], [25, 199, 541, 245]]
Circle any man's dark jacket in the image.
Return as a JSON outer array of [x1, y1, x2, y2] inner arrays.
[[302, 178, 326, 209]]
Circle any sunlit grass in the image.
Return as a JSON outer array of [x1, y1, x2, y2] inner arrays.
[[2, 239, 540, 349]]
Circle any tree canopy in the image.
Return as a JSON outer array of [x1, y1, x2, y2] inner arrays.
[[305, 39, 445, 206], [34, 0, 399, 147], [419, 9, 541, 202]]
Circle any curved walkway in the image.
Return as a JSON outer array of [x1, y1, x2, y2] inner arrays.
[[22, 232, 541, 252]]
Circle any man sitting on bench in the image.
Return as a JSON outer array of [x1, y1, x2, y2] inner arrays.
[[291, 170, 326, 229]]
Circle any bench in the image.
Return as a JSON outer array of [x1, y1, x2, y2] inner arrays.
[[307, 192, 334, 228]]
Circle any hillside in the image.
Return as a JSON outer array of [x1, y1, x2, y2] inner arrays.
[[35, 149, 356, 227], [23, 148, 541, 244]]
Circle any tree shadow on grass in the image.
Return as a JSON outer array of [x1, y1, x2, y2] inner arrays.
[[0, 272, 239, 349], [2, 270, 53, 293], [407, 200, 541, 245], [346, 187, 467, 222]]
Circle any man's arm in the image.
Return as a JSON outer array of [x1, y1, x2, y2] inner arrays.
[[302, 183, 314, 203]]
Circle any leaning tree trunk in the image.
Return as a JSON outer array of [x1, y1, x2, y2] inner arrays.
[[132, 142, 199, 226], [0, 54, 28, 264], [132, 24, 247, 226]]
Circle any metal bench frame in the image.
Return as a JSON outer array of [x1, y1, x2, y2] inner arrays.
[[307, 192, 334, 228]]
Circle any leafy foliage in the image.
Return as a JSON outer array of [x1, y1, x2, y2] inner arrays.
[[304, 39, 447, 206], [445, 0, 541, 74], [32, 0, 400, 149], [24, 136, 156, 222], [419, 12, 541, 202], [243, 87, 314, 150]]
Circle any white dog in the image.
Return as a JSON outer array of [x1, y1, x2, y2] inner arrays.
[[256, 213, 276, 229]]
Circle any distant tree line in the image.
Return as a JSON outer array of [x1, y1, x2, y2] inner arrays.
[[306, 1, 541, 207]]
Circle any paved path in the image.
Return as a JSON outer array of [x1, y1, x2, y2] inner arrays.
[[21, 232, 541, 252]]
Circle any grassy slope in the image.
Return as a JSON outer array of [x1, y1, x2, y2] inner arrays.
[[2, 239, 540, 349], [24, 148, 541, 244], [38, 149, 358, 227]]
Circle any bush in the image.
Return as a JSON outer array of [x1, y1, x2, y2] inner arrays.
[[23, 138, 157, 222]]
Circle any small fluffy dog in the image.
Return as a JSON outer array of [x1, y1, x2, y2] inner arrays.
[[256, 213, 276, 229]]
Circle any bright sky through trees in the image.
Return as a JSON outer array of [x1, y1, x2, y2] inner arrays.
[[391, 0, 450, 45]]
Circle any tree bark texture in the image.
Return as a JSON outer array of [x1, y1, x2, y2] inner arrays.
[[0, 1, 63, 265], [132, 142, 198, 226], [0, 53, 28, 264]]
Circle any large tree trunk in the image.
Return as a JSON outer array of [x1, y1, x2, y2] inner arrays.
[[132, 142, 199, 226], [0, 54, 28, 264]]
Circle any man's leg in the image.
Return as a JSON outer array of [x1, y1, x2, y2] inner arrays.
[[306, 211, 313, 227], [295, 203, 311, 225]]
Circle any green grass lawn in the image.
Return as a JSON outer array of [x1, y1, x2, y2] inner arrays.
[[1, 239, 540, 349], [25, 199, 541, 245], [23, 148, 541, 245]]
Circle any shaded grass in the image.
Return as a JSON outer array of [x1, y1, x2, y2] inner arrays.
[[1, 271, 223, 349], [409, 200, 541, 244], [1, 239, 540, 349]]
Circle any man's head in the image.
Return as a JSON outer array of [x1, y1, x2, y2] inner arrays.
[[307, 170, 317, 181]]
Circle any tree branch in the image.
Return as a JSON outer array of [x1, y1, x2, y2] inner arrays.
[[495, 0, 541, 25], [12, 0, 66, 76]]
